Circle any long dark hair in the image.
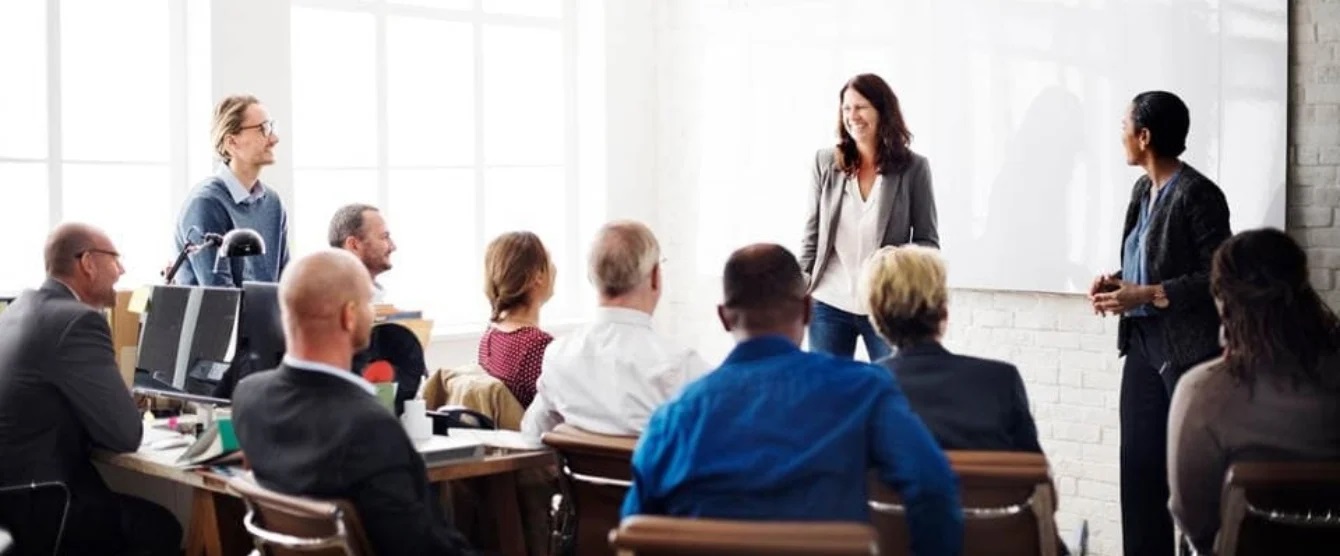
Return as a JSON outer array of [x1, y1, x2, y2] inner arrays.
[[834, 73, 913, 174], [1211, 228, 1340, 388]]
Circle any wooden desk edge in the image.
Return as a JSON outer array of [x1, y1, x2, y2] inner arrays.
[[98, 448, 555, 492]]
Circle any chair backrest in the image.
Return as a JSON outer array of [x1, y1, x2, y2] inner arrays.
[[228, 475, 374, 556], [0, 481, 70, 556], [868, 450, 1058, 556], [542, 424, 639, 556], [608, 515, 877, 556], [1217, 461, 1340, 555]]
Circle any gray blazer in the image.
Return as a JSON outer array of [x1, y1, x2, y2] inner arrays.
[[800, 148, 940, 291]]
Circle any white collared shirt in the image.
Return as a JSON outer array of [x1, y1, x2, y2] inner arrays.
[[282, 355, 376, 395], [520, 307, 711, 440], [812, 173, 884, 315], [216, 163, 267, 205]]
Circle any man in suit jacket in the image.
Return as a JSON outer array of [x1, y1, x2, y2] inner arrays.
[[0, 223, 181, 555], [231, 249, 471, 556]]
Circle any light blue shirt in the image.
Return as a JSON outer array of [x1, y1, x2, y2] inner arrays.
[[282, 355, 375, 395], [217, 163, 267, 205], [1122, 166, 1182, 317]]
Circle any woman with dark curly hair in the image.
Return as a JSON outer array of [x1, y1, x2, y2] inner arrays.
[[800, 73, 939, 361], [1168, 228, 1340, 554]]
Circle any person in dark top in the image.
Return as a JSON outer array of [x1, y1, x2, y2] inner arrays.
[[867, 244, 1042, 453], [231, 249, 471, 556], [1088, 91, 1231, 556], [0, 223, 181, 556]]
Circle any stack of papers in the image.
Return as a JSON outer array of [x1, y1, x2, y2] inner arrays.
[[445, 428, 545, 451]]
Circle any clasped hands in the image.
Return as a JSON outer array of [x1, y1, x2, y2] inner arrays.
[[1088, 275, 1156, 317]]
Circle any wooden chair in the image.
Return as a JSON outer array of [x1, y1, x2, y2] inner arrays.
[[869, 450, 1059, 556], [228, 475, 374, 556], [541, 424, 639, 556], [608, 515, 878, 556], [1215, 461, 1340, 555]]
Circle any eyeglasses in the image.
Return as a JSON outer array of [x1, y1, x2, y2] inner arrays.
[[238, 119, 278, 138], [75, 248, 121, 261]]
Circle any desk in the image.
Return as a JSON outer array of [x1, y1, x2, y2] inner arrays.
[[95, 447, 556, 556]]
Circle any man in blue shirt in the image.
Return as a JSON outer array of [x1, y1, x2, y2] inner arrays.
[[173, 95, 290, 286], [622, 243, 963, 555]]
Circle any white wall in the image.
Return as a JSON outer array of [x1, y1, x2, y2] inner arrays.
[[620, 3, 1317, 556]]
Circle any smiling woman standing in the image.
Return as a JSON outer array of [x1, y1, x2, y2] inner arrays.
[[800, 73, 939, 361]]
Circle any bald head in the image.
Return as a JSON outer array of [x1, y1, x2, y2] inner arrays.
[[590, 220, 661, 299], [45, 223, 106, 277], [279, 249, 375, 356], [719, 243, 809, 335], [44, 222, 122, 308]]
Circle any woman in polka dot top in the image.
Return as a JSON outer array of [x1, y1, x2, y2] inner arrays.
[[477, 231, 556, 407]]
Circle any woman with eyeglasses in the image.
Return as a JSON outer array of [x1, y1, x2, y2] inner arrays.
[[1168, 228, 1340, 554], [172, 94, 290, 287]]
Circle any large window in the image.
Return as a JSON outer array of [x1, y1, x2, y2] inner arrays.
[[0, 0, 211, 293], [290, 0, 581, 332]]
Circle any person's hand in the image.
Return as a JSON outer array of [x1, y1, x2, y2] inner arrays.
[[1091, 280, 1154, 316], [1088, 274, 1118, 316]]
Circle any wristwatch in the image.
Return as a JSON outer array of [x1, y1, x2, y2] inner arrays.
[[1151, 286, 1170, 309]]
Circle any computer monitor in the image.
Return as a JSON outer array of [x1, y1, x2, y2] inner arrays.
[[238, 281, 285, 372], [135, 285, 241, 393]]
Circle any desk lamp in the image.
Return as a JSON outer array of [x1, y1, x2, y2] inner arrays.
[[212, 228, 267, 288]]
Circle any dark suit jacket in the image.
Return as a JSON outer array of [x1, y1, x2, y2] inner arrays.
[[1115, 163, 1231, 372], [801, 148, 940, 290], [217, 323, 425, 417], [0, 279, 144, 550], [879, 342, 1042, 453], [231, 364, 470, 556]]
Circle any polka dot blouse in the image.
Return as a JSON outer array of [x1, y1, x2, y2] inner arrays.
[[477, 326, 553, 407]]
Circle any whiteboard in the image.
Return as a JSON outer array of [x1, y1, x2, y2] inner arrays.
[[664, 0, 1287, 294]]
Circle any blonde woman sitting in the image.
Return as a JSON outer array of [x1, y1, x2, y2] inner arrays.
[[866, 245, 1042, 452]]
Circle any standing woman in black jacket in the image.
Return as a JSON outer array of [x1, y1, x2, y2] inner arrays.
[[1088, 91, 1231, 556]]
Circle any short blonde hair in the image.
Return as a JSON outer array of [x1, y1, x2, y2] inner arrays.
[[211, 94, 260, 162], [589, 220, 660, 298], [865, 245, 948, 348]]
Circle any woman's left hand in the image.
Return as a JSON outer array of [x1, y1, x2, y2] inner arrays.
[[1091, 280, 1154, 315]]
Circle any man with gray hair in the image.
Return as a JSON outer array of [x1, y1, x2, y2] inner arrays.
[[328, 203, 396, 303], [521, 220, 708, 440]]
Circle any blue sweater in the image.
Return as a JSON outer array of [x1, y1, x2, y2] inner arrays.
[[173, 166, 290, 286]]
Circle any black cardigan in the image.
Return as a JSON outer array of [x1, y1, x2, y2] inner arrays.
[[1116, 163, 1231, 371]]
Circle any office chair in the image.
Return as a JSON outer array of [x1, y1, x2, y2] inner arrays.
[[0, 481, 71, 556]]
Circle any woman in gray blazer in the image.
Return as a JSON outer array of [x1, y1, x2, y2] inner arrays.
[[800, 73, 939, 360]]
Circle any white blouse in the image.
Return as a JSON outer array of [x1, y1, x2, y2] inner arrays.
[[811, 173, 884, 315]]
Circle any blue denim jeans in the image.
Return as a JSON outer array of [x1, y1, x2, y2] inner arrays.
[[808, 300, 892, 361]]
